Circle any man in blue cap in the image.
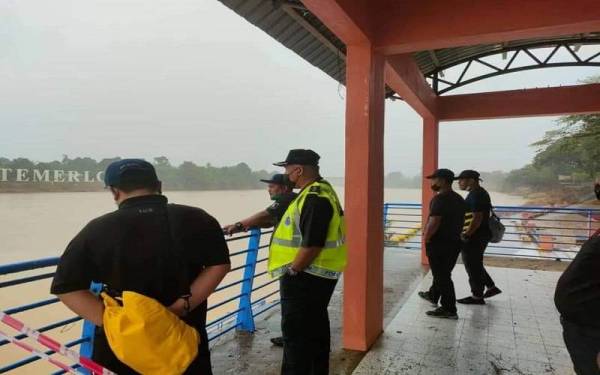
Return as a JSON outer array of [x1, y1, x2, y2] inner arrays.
[[51, 159, 231, 374]]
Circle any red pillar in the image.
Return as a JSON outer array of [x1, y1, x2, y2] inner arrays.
[[421, 117, 439, 265], [343, 44, 385, 351]]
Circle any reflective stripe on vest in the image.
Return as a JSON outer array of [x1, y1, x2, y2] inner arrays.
[[268, 180, 347, 280]]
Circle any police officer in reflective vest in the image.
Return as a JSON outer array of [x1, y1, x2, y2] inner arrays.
[[269, 149, 347, 375]]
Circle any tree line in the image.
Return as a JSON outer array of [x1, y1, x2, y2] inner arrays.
[[0, 156, 273, 191]]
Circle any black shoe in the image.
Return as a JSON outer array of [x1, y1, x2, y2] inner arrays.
[[426, 307, 458, 320], [457, 296, 486, 305], [483, 286, 502, 299], [418, 291, 437, 306], [270, 336, 284, 347]]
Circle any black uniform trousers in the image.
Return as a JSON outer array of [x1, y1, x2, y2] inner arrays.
[[280, 272, 338, 375], [461, 237, 495, 298], [427, 241, 461, 313], [561, 317, 600, 375]]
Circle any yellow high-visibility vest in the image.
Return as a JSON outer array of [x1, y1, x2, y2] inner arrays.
[[268, 180, 347, 279]]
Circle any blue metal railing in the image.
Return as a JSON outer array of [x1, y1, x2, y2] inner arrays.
[[384, 202, 600, 260], [0, 228, 279, 374]]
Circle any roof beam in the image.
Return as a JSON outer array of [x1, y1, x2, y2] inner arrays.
[[301, 0, 373, 45], [385, 54, 438, 119], [375, 0, 600, 54], [438, 84, 600, 121]]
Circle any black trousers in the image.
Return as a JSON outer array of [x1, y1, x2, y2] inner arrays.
[[561, 317, 600, 375], [461, 237, 495, 298], [427, 242, 461, 313], [280, 272, 338, 375]]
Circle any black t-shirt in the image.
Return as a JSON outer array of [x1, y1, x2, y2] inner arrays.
[[298, 181, 336, 248], [429, 190, 466, 244], [464, 187, 492, 240], [554, 236, 600, 328], [50, 195, 230, 370], [266, 192, 298, 224]]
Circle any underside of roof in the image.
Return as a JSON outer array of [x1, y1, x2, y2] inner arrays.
[[218, 0, 600, 95]]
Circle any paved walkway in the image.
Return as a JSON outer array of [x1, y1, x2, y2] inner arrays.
[[353, 266, 573, 375]]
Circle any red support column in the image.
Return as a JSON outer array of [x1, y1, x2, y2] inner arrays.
[[343, 44, 385, 351], [421, 117, 439, 265]]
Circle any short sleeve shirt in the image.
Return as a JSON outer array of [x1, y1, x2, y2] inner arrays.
[[50, 194, 230, 336], [464, 187, 492, 240], [298, 180, 335, 248], [429, 190, 466, 244]]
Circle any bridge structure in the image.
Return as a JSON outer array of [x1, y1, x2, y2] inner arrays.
[[218, 0, 600, 352]]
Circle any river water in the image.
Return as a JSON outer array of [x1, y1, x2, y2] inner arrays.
[[0, 188, 524, 372]]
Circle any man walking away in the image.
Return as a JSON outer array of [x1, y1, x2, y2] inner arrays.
[[223, 173, 297, 347], [418, 169, 466, 319], [51, 159, 231, 374], [269, 149, 347, 375], [555, 232, 600, 375], [456, 170, 502, 305]]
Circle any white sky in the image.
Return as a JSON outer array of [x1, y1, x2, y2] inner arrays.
[[1, 0, 598, 176]]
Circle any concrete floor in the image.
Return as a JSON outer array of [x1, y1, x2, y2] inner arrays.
[[209, 248, 427, 375], [353, 267, 574, 375]]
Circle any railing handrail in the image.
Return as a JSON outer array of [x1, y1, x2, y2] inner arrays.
[[0, 228, 278, 373], [385, 202, 600, 213]]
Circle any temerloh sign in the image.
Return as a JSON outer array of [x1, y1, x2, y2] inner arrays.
[[0, 168, 104, 183]]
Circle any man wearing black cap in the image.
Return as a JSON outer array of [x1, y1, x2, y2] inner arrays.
[[455, 170, 502, 305], [223, 173, 297, 348], [223, 173, 297, 237], [418, 169, 466, 319], [269, 149, 347, 375], [51, 159, 231, 374]]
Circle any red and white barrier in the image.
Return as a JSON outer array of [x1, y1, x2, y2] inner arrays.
[[0, 312, 115, 375]]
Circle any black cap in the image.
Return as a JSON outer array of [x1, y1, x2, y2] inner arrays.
[[456, 170, 481, 180], [274, 149, 320, 167], [426, 168, 455, 181], [104, 159, 159, 187], [259, 173, 292, 187]]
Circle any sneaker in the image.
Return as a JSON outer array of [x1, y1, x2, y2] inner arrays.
[[457, 296, 486, 305], [483, 286, 502, 299], [270, 336, 284, 347], [418, 291, 437, 306], [426, 307, 458, 320]]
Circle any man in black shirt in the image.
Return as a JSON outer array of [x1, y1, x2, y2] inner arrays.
[[555, 233, 600, 375], [456, 170, 502, 305], [223, 173, 297, 235], [223, 173, 297, 347], [51, 159, 231, 374], [418, 169, 466, 319]]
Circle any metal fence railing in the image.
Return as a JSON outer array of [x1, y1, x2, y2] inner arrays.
[[0, 228, 279, 374], [384, 202, 600, 261]]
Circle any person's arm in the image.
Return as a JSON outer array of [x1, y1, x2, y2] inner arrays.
[[291, 246, 322, 272], [168, 263, 230, 316], [424, 216, 442, 244], [57, 291, 104, 326], [223, 210, 274, 235]]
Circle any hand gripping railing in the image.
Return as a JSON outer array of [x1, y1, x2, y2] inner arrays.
[[0, 228, 280, 373], [384, 202, 600, 261]]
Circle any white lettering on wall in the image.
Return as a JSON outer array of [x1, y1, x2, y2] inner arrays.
[[53, 170, 65, 183], [33, 169, 50, 183], [16, 169, 30, 182], [0, 168, 12, 182], [67, 171, 81, 183]]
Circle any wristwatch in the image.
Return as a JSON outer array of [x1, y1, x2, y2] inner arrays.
[[234, 222, 244, 231]]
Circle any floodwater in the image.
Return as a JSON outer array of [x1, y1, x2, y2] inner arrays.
[[0, 188, 524, 372]]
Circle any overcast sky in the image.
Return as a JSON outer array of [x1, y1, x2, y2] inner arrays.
[[1, 0, 599, 176]]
